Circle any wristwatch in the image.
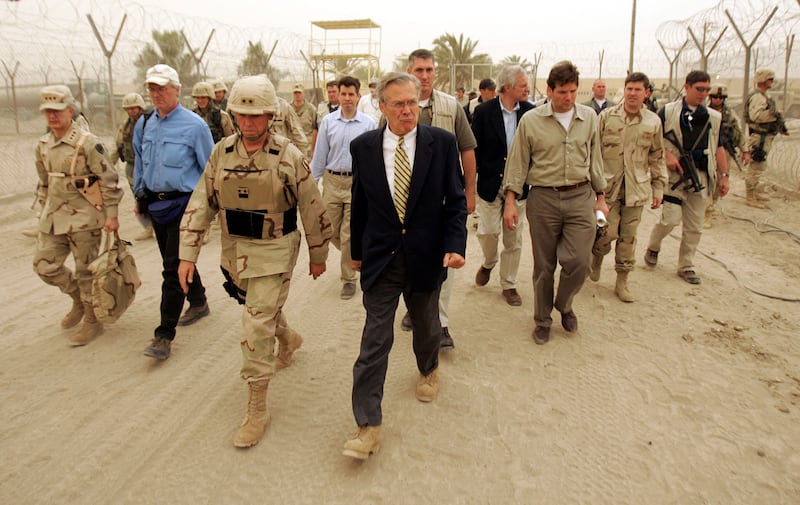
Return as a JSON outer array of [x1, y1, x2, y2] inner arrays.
[[595, 191, 605, 196], [719, 173, 729, 177]]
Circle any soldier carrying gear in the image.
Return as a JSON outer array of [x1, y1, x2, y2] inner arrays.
[[211, 79, 229, 110], [744, 68, 788, 208], [706, 82, 750, 227], [191, 81, 234, 143], [34, 84, 124, 346], [177, 74, 331, 449]]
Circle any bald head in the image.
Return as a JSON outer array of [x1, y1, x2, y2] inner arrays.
[[591, 80, 607, 100]]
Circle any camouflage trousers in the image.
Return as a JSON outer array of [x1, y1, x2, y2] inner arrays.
[[746, 133, 775, 192], [592, 201, 643, 273], [33, 229, 102, 305], [238, 271, 295, 382], [124, 161, 135, 190]]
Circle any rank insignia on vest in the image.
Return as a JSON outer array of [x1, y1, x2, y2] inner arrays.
[[238, 187, 249, 199]]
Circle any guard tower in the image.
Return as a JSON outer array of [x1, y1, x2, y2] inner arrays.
[[309, 19, 381, 94]]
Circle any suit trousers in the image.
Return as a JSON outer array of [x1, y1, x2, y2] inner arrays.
[[476, 189, 526, 289], [322, 171, 357, 284], [647, 170, 708, 273], [592, 200, 643, 273], [527, 185, 595, 328], [153, 217, 206, 340], [352, 249, 441, 427]]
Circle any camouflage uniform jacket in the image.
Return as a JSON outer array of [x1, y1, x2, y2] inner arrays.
[[179, 133, 331, 284], [36, 122, 123, 234], [746, 89, 780, 134], [718, 104, 748, 154], [598, 102, 667, 206], [291, 101, 316, 142], [271, 98, 309, 154], [110, 115, 138, 165]]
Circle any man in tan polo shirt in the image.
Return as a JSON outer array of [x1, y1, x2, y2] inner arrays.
[[503, 60, 607, 345]]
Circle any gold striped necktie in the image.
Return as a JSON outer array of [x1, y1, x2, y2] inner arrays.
[[394, 135, 411, 222]]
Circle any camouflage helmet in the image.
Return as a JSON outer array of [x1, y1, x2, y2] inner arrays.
[[754, 68, 775, 84], [122, 92, 146, 109], [227, 75, 278, 115], [192, 82, 215, 99], [211, 79, 228, 93], [709, 82, 727, 98]]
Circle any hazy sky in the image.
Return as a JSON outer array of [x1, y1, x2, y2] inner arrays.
[[133, 0, 724, 73]]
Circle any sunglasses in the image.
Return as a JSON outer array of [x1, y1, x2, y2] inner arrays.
[[693, 86, 712, 93]]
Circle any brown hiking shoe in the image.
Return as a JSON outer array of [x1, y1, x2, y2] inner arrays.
[[178, 302, 210, 326], [532, 326, 550, 345], [143, 337, 172, 360], [502, 288, 522, 306], [340, 282, 356, 300]]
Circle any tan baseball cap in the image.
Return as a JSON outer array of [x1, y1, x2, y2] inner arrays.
[[39, 85, 74, 111], [755, 68, 775, 84], [145, 64, 180, 87], [292, 83, 304, 92]]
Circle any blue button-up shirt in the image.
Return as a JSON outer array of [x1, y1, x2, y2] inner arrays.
[[310, 109, 376, 181], [500, 99, 521, 153], [133, 104, 214, 195]]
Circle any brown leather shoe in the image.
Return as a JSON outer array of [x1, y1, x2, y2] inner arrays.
[[560, 311, 578, 333], [340, 282, 356, 300], [502, 288, 522, 306], [532, 326, 550, 345], [475, 266, 492, 286]]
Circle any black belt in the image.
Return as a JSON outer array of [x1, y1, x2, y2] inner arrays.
[[144, 189, 191, 201], [534, 180, 590, 192], [327, 169, 353, 177]]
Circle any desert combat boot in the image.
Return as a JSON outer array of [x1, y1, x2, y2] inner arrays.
[[275, 329, 303, 370], [61, 291, 85, 329], [589, 254, 603, 282], [614, 272, 635, 303], [69, 303, 103, 346], [342, 425, 381, 460], [233, 379, 270, 448]]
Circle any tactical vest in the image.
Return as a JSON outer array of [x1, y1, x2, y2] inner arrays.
[[194, 105, 224, 142], [745, 90, 779, 134], [121, 117, 136, 164], [720, 105, 742, 150], [218, 136, 298, 240], [430, 90, 460, 131], [663, 99, 721, 189]]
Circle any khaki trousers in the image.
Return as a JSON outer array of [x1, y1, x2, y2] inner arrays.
[[746, 133, 774, 192], [476, 189, 526, 289], [322, 171, 356, 283], [647, 170, 709, 273], [527, 185, 595, 328]]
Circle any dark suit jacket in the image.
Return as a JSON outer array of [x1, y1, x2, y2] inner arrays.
[[350, 125, 467, 292], [471, 97, 534, 202], [583, 98, 616, 115]]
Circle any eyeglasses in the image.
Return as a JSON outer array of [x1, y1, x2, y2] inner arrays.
[[693, 86, 712, 93], [385, 100, 419, 110], [709, 95, 727, 99], [147, 85, 169, 94]]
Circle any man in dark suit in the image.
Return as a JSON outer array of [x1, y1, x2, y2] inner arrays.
[[472, 65, 534, 306], [342, 72, 467, 460]]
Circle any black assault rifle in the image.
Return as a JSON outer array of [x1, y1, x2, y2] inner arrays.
[[663, 129, 706, 193]]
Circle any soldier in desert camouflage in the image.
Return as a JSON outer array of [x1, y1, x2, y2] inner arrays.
[[177, 74, 331, 449], [33, 85, 123, 346]]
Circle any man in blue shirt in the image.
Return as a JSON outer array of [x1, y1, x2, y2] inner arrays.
[[310, 76, 376, 300], [134, 64, 214, 360]]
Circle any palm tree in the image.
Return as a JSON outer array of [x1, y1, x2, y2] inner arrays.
[[500, 55, 533, 72], [431, 33, 492, 93], [134, 30, 197, 88]]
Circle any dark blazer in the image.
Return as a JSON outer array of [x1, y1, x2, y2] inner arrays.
[[582, 98, 616, 115], [471, 97, 534, 202], [350, 124, 467, 292]]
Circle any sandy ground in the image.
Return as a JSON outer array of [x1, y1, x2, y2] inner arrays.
[[1, 128, 799, 505]]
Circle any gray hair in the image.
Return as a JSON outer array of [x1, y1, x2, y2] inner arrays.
[[378, 72, 421, 103], [496, 65, 527, 94]]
